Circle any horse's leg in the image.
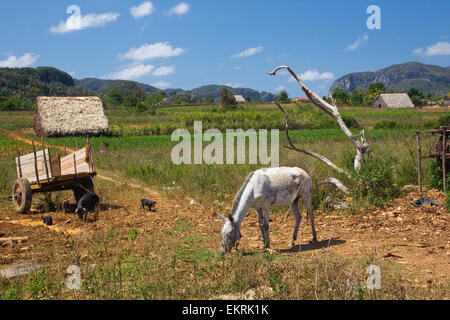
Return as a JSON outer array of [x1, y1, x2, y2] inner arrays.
[[256, 208, 267, 248], [262, 208, 270, 248], [301, 190, 318, 243], [290, 197, 302, 247]]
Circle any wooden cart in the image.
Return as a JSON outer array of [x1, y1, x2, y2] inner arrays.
[[12, 137, 96, 213]]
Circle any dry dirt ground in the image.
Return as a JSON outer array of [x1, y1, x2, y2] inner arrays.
[[0, 132, 449, 298], [1, 177, 448, 295]]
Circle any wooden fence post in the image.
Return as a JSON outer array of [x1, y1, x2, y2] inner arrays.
[[443, 128, 447, 193], [32, 140, 40, 185], [416, 133, 422, 193]]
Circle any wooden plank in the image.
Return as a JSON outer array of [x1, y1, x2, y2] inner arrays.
[[59, 148, 90, 175], [17, 149, 50, 167], [60, 159, 89, 171], [89, 143, 94, 172], [59, 148, 87, 163], [73, 153, 77, 177], [17, 153, 53, 183], [48, 148, 54, 178], [32, 141, 40, 185], [41, 137, 50, 183], [61, 153, 87, 165], [57, 153, 61, 177], [16, 147, 22, 178], [28, 174, 55, 184], [61, 163, 89, 176], [17, 149, 47, 162], [19, 155, 52, 176]]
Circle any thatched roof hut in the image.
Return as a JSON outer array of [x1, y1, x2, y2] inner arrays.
[[373, 93, 415, 109], [234, 95, 246, 103], [34, 96, 109, 137]]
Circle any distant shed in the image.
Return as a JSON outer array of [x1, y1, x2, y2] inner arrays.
[[34, 96, 109, 137], [373, 93, 415, 109], [234, 95, 246, 103]]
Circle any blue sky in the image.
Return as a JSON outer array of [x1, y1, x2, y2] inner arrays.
[[0, 0, 449, 97]]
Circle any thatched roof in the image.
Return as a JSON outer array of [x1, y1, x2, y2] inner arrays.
[[373, 93, 415, 109], [34, 96, 109, 137], [234, 95, 246, 103]]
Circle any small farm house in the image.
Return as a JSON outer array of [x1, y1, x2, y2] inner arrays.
[[372, 93, 415, 109], [234, 95, 246, 103], [34, 96, 109, 137]]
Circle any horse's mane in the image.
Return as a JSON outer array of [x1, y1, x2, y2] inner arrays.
[[230, 171, 254, 216]]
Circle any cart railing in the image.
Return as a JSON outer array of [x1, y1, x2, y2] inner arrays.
[[15, 148, 53, 183], [15, 137, 95, 186]]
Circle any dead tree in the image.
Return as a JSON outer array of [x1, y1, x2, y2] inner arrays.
[[268, 65, 373, 192]]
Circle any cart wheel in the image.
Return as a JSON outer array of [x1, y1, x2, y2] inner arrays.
[[73, 177, 95, 203], [12, 178, 32, 213]]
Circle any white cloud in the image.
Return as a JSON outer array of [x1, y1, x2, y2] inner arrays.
[[152, 81, 171, 88], [296, 70, 335, 81], [130, 1, 155, 19], [231, 46, 264, 58], [120, 42, 185, 61], [413, 41, 450, 56], [153, 65, 175, 76], [225, 83, 243, 88], [412, 48, 424, 56], [346, 34, 368, 51], [0, 53, 39, 67], [234, 66, 241, 70], [103, 64, 155, 80], [50, 5, 119, 34], [275, 86, 286, 92], [168, 2, 191, 15]]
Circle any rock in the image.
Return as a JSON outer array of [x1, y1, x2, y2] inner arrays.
[[218, 286, 274, 300], [189, 199, 199, 206], [0, 261, 41, 279]]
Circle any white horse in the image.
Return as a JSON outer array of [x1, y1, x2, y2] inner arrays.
[[218, 167, 317, 254]]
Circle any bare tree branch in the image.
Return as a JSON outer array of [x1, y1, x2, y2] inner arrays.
[[321, 178, 350, 195], [274, 102, 351, 179], [268, 65, 372, 170]]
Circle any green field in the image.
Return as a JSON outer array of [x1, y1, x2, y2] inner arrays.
[[2, 104, 448, 207]]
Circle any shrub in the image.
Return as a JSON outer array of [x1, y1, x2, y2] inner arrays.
[[351, 157, 400, 207], [374, 120, 397, 130], [277, 90, 289, 103], [220, 89, 237, 111], [438, 114, 450, 127], [427, 160, 450, 190], [342, 116, 360, 129]]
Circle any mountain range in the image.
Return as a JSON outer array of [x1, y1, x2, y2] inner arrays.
[[1, 62, 448, 105], [329, 62, 450, 96], [74, 78, 277, 102]]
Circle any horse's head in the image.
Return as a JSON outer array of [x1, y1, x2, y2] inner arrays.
[[218, 213, 242, 255]]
